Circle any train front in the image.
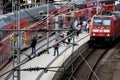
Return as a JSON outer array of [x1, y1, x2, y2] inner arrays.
[[90, 15, 114, 44]]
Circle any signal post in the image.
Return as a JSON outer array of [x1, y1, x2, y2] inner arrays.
[[12, 0, 21, 80]]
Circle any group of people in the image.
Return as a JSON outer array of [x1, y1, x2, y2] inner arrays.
[[30, 17, 91, 56], [30, 34, 72, 56], [74, 17, 90, 36], [53, 32, 72, 56]]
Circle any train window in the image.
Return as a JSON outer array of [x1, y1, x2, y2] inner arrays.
[[93, 17, 111, 26], [103, 20, 111, 26]]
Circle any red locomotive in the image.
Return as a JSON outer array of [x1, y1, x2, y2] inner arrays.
[[90, 11, 120, 45], [0, 0, 117, 68]]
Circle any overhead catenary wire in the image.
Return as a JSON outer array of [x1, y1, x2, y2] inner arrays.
[[0, 31, 77, 77], [0, 0, 76, 77], [20, 1, 72, 25], [0, 1, 75, 73], [1, 1, 73, 32], [3, 1, 71, 27], [15, 66, 65, 73]]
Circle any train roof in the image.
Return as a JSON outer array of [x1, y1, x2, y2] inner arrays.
[[21, 4, 58, 12], [53, 0, 86, 6], [70, 0, 86, 5], [93, 11, 120, 19], [5, 13, 15, 21], [0, 15, 7, 19], [53, 0, 87, 10], [5, 4, 59, 20], [0, 4, 60, 29], [0, 15, 9, 29]]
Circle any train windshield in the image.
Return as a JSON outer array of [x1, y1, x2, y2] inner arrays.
[[93, 17, 111, 26]]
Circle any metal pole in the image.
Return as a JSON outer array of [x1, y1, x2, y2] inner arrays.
[[12, 0, 21, 80], [12, 0, 15, 12], [39, 0, 41, 5], [55, 16, 59, 39], [47, 0, 49, 54], [71, 1, 76, 79]]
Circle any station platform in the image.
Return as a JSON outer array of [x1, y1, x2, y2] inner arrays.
[[0, 32, 90, 80]]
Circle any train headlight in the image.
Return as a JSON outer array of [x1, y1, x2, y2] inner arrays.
[[107, 34, 110, 36], [104, 30, 110, 33], [93, 33, 96, 36], [92, 29, 98, 32]]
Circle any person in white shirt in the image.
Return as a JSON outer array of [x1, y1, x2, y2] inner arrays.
[[74, 19, 78, 28], [86, 21, 90, 33], [83, 21, 87, 31]]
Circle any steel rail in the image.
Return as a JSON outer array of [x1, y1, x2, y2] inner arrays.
[[67, 48, 96, 80], [86, 49, 110, 80]]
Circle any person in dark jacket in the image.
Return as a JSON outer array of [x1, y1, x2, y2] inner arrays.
[[31, 36, 37, 54], [53, 39, 59, 56]]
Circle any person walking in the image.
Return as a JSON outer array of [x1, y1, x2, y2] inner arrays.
[[31, 36, 37, 54], [74, 19, 78, 29], [86, 20, 90, 33], [74, 19, 79, 38], [60, 32, 66, 46], [83, 20, 87, 31], [53, 39, 59, 56]]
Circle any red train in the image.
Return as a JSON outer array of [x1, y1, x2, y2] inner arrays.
[[90, 11, 120, 45], [0, 0, 116, 67], [0, 4, 60, 67]]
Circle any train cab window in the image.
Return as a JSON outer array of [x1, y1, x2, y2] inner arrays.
[[93, 17, 111, 26], [103, 20, 111, 26]]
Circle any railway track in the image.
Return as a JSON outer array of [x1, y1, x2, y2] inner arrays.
[[59, 47, 111, 80], [73, 48, 109, 80]]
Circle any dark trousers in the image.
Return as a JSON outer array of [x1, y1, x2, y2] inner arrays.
[[86, 28, 89, 33], [54, 48, 59, 56], [32, 46, 36, 54], [67, 39, 71, 44]]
